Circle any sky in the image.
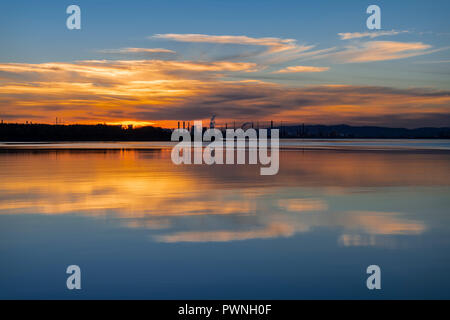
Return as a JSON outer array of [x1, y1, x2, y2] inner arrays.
[[0, 0, 449, 128]]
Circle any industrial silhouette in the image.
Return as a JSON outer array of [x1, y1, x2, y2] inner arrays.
[[0, 118, 449, 141]]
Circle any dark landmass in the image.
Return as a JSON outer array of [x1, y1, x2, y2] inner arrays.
[[0, 123, 172, 141], [0, 123, 449, 141], [278, 124, 450, 139]]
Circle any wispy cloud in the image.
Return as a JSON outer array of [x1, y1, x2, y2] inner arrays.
[[309, 41, 437, 63], [273, 66, 329, 73], [151, 33, 325, 67], [340, 41, 435, 62], [152, 33, 302, 53], [1, 30, 448, 127], [151, 33, 439, 65], [98, 47, 176, 54], [338, 30, 408, 40], [1, 59, 449, 127], [0, 59, 258, 80]]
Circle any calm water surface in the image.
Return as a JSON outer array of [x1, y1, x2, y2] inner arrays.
[[0, 140, 449, 299]]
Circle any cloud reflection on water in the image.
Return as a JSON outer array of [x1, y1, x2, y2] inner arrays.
[[0, 147, 447, 246]]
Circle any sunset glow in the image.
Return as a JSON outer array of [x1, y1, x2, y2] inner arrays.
[[1, 2, 449, 128]]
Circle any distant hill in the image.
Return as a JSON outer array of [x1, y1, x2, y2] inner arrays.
[[278, 124, 450, 139]]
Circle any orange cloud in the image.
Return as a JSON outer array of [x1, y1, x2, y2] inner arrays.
[[152, 33, 303, 53], [318, 41, 436, 63], [273, 65, 329, 73], [98, 47, 176, 54], [1, 32, 445, 127], [338, 30, 408, 40], [0, 59, 449, 127]]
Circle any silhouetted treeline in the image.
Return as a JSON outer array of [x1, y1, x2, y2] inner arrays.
[[0, 123, 172, 141]]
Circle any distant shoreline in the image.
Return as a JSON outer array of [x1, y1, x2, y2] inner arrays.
[[1, 123, 449, 141]]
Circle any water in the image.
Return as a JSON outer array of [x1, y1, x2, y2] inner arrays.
[[0, 140, 449, 299]]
